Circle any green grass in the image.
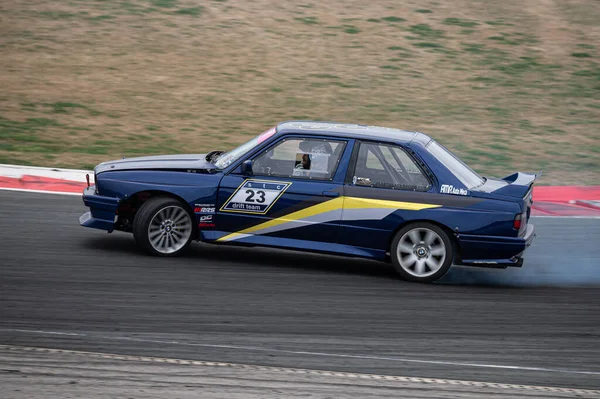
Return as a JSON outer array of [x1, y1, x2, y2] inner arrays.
[[577, 43, 595, 49], [1, 117, 61, 134], [408, 24, 444, 39], [343, 25, 360, 34], [310, 73, 340, 79], [462, 43, 485, 53], [443, 18, 478, 27], [36, 11, 77, 20], [151, 0, 177, 8], [492, 57, 539, 75], [47, 102, 102, 115], [571, 52, 592, 58], [174, 6, 203, 16], [412, 42, 443, 48], [485, 19, 513, 26], [487, 33, 537, 46], [295, 16, 318, 25], [381, 16, 405, 23]]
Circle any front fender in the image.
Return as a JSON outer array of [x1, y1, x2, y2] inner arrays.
[[96, 170, 222, 206]]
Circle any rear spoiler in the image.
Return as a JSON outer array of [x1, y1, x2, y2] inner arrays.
[[493, 172, 541, 198]]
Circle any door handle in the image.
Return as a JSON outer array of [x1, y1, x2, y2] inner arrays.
[[322, 191, 340, 197]]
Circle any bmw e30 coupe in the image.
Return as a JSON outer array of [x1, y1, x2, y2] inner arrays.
[[80, 121, 536, 283]]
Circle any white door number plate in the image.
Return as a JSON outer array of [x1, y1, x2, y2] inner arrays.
[[221, 179, 291, 214]]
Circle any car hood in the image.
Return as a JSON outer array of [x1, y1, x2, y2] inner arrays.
[[95, 154, 217, 175]]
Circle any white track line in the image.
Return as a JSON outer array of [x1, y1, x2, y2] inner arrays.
[[5, 328, 600, 377], [0, 187, 82, 196], [0, 163, 92, 182], [2, 345, 599, 397]]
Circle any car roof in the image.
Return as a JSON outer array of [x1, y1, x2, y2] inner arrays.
[[276, 121, 432, 145]]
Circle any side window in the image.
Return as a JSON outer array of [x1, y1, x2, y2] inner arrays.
[[353, 142, 430, 191], [252, 138, 346, 180]]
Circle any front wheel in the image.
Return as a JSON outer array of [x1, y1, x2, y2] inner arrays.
[[390, 222, 453, 283], [133, 197, 194, 256]]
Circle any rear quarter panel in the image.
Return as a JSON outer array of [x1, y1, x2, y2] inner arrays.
[[339, 186, 520, 252], [339, 141, 521, 254]]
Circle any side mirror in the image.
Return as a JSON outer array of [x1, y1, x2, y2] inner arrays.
[[241, 160, 253, 176]]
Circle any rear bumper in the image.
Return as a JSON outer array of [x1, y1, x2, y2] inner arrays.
[[80, 186, 119, 232], [457, 224, 536, 268]]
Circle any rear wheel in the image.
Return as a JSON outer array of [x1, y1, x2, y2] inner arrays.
[[133, 197, 194, 256], [390, 222, 453, 283]]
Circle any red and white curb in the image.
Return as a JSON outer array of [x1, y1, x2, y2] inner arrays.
[[0, 163, 599, 216], [0, 164, 92, 196]]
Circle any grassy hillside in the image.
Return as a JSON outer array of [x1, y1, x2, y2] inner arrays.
[[1, 0, 599, 184]]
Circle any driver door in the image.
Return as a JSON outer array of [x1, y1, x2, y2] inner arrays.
[[216, 136, 348, 246]]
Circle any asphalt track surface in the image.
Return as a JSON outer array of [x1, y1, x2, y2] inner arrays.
[[1, 190, 599, 390]]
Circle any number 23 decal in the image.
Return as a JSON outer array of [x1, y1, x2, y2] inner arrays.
[[221, 179, 292, 214], [245, 189, 266, 204]]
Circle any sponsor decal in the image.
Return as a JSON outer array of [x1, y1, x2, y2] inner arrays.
[[440, 184, 468, 196], [257, 127, 276, 144], [286, 122, 369, 131], [221, 179, 291, 214], [199, 215, 213, 222], [198, 214, 215, 228], [194, 204, 216, 213]]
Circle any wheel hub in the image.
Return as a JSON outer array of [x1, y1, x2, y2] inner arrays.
[[415, 244, 430, 259], [161, 220, 176, 233]]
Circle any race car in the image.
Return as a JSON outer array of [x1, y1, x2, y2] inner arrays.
[[80, 121, 536, 283]]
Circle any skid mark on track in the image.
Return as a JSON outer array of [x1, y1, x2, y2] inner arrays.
[[2, 344, 600, 397], [4, 328, 600, 377]]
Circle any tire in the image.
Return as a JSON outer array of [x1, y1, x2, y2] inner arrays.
[[132, 196, 195, 256], [390, 222, 454, 283]]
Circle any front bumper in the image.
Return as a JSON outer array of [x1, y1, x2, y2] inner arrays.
[[457, 224, 536, 268], [79, 186, 120, 232]]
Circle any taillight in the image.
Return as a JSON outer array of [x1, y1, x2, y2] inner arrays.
[[513, 214, 522, 230]]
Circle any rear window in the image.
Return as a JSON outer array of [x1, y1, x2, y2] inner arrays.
[[426, 141, 485, 189]]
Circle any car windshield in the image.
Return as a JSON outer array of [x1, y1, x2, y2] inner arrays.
[[425, 140, 485, 189], [214, 127, 276, 169]]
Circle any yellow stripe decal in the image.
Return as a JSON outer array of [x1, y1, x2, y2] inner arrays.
[[343, 197, 441, 211], [217, 196, 441, 242]]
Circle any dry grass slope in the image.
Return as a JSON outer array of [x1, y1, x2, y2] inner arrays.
[[0, 0, 599, 184]]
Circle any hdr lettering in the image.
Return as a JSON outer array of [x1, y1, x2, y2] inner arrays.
[[194, 205, 215, 213], [440, 184, 468, 196]]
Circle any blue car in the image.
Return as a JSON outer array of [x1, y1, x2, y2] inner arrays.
[[80, 121, 536, 283]]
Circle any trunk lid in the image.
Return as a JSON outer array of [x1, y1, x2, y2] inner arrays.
[[472, 172, 539, 233]]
